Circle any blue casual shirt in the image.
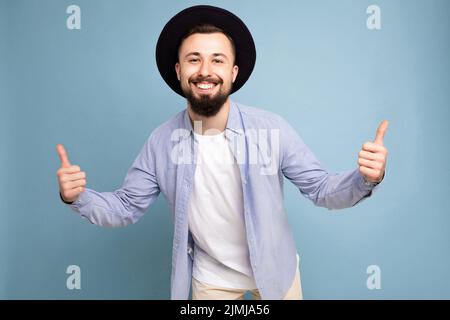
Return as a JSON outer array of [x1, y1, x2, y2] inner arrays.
[[65, 100, 381, 299]]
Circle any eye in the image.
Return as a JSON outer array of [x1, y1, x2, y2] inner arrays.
[[213, 59, 224, 64], [189, 58, 199, 63]]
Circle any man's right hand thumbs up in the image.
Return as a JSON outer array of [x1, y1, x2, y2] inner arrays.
[[56, 144, 86, 204]]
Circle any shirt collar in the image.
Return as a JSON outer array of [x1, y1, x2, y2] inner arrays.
[[181, 99, 244, 140]]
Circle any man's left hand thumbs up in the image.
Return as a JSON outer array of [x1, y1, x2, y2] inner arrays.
[[358, 120, 389, 184]]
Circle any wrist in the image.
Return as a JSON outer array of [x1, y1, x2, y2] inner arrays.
[[59, 192, 74, 205], [363, 171, 385, 186]]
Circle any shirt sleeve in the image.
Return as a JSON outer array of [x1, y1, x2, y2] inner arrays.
[[278, 116, 381, 210], [62, 133, 161, 226]]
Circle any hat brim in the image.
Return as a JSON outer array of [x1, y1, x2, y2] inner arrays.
[[156, 5, 256, 97]]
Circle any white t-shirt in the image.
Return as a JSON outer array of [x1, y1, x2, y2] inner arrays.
[[188, 130, 257, 290]]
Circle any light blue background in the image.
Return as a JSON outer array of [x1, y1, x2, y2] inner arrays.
[[1, 0, 449, 299]]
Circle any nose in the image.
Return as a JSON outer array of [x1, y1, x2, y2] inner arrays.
[[198, 60, 212, 77]]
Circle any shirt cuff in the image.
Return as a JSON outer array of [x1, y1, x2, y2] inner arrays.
[[59, 190, 90, 210], [358, 171, 384, 192]]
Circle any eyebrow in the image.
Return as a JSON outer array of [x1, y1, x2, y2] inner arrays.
[[184, 52, 229, 60]]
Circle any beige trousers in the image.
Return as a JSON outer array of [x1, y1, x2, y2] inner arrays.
[[192, 268, 303, 300]]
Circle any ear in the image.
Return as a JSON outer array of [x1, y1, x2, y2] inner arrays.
[[232, 65, 239, 83], [175, 63, 181, 81]]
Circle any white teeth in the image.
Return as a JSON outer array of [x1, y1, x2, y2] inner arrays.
[[196, 82, 215, 89]]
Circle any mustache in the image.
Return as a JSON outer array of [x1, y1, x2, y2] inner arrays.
[[189, 76, 223, 85]]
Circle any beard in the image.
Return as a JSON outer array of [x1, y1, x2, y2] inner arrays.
[[182, 76, 232, 117]]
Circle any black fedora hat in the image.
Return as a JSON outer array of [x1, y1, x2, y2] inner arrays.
[[156, 5, 256, 97]]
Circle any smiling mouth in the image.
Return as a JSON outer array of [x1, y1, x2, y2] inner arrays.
[[191, 81, 219, 92]]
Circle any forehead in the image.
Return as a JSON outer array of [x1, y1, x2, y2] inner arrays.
[[179, 33, 234, 55]]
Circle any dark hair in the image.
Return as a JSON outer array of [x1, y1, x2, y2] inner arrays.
[[178, 24, 236, 63]]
